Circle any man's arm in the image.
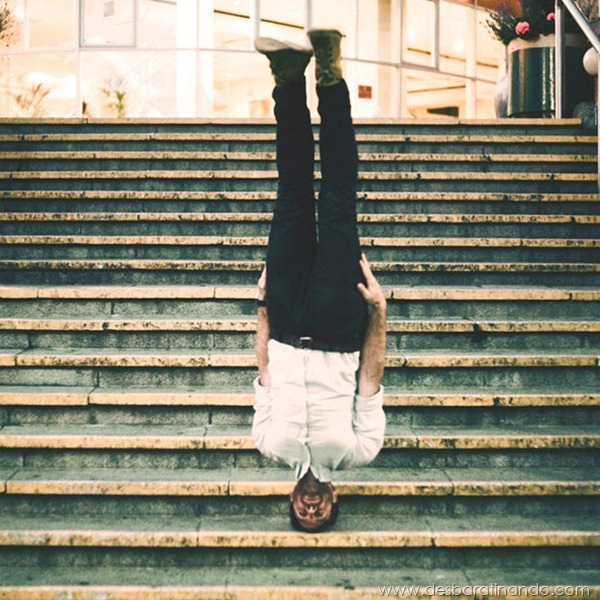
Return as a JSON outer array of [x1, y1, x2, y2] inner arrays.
[[252, 266, 310, 472], [322, 254, 387, 471], [255, 266, 272, 388], [356, 253, 387, 397], [252, 265, 273, 454]]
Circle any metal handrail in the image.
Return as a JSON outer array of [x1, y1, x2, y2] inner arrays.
[[555, 0, 600, 192]]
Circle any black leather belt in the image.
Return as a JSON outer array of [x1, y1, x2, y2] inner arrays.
[[271, 330, 360, 353]]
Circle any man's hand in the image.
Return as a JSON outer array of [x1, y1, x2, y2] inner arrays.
[[357, 253, 386, 398], [257, 266, 267, 302], [357, 254, 386, 311]]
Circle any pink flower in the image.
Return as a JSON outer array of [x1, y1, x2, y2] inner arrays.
[[515, 21, 531, 36], [547, 12, 556, 21]]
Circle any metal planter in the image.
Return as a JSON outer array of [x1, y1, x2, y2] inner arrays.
[[508, 33, 594, 117]]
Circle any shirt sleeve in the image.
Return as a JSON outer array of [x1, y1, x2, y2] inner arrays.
[[251, 376, 274, 456], [251, 376, 311, 474], [343, 385, 386, 469]]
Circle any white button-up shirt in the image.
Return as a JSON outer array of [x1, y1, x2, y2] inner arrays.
[[252, 339, 386, 482]]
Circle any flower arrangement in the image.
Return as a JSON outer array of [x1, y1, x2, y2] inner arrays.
[[487, 0, 598, 46], [486, 0, 557, 45]]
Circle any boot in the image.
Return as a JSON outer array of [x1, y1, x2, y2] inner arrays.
[[254, 37, 313, 88], [307, 29, 343, 87]]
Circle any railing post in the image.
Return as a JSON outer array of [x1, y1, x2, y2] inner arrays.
[[556, 0, 600, 193], [555, 0, 565, 118]]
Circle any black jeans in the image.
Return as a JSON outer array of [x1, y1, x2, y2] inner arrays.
[[266, 78, 368, 352]]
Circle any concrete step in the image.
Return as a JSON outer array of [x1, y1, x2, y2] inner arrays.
[[0, 235, 596, 264], [0, 467, 597, 521], [1, 212, 598, 239], [0, 423, 597, 452], [0, 116, 588, 134], [2, 151, 596, 161], [2, 234, 597, 249], [1, 554, 599, 597], [2, 386, 598, 408], [2, 284, 598, 299], [1, 316, 598, 352], [1, 285, 597, 320], [1, 461, 598, 515], [1, 446, 595, 471], [3, 136, 596, 157], [0, 514, 597, 575], [3, 316, 598, 334], [1, 424, 596, 470], [1, 385, 598, 428], [1, 214, 598, 239], [2, 349, 597, 390], [1, 348, 598, 369], [0, 170, 596, 194], [0, 577, 598, 600], [1, 152, 595, 174], [2, 465, 597, 498], [7, 212, 598, 223], [2, 190, 598, 216], [0, 121, 592, 138], [1, 576, 599, 599], [4, 407, 598, 430], [1, 259, 598, 286]]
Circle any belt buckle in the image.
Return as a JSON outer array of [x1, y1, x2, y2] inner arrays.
[[299, 336, 313, 349]]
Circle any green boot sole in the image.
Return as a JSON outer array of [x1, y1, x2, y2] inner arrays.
[[254, 37, 313, 88]]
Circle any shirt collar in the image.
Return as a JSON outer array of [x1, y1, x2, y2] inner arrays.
[[295, 460, 332, 483]]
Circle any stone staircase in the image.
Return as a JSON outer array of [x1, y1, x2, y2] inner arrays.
[[0, 118, 598, 598]]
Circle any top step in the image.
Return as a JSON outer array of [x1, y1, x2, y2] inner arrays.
[[0, 118, 592, 137]]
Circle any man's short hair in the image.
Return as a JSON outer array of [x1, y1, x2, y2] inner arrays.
[[289, 500, 339, 533]]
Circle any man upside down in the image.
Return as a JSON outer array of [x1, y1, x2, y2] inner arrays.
[[252, 29, 387, 533]]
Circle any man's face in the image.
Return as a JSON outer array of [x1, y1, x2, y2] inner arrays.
[[290, 470, 338, 531]]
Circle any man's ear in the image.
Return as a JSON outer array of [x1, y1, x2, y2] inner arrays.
[[290, 480, 301, 502], [332, 487, 338, 503]]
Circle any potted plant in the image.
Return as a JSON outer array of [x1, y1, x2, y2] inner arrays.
[[102, 77, 128, 118], [0, 0, 17, 46], [13, 81, 52, 117], [487, 0, 594, 117]]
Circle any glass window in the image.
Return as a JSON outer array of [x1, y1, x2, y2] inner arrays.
[[312, 0, 356, 56], [214, 0, 252, 50], [216, 0, 252, 15], [212, 50, 274, 117], [401, 68, 466, 118], [81, 50, 191, 117], [0, 0, 502, 119], [357, 0, 399, 62], [2, 53, 77, 117], [82, 0, 135, 47], [402, 0, 435, 66], [345, 60, 400, 118], [1, 0, 24, 50], [476, 80, 496, 117], [440, 1, 473, 76], [27, 0, 75, 49], [259, 0, 305, 46], [139, 0, 178, 48], [260, 0, 304, 28], [476, 7, 502, 80]]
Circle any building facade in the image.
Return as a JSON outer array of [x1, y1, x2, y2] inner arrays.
[[0, 0, 503, 119]]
